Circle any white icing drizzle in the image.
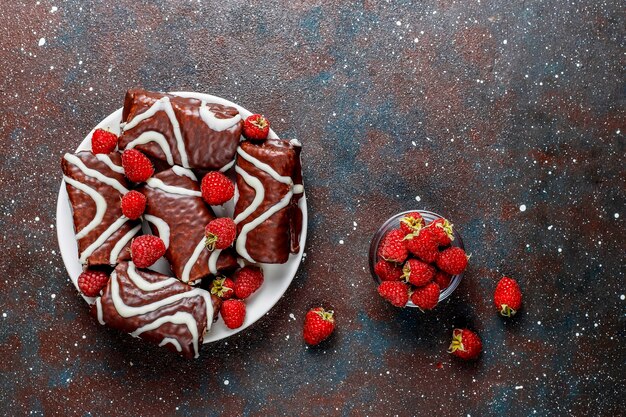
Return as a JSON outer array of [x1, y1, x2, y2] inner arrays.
[[108, 224, 141, 264], [219, 159, 236, 173], [159, 337, 182, 352], [95, 298, 105, 325], [199, 101, 241, 132], [233, 166, 265, 224], [236, 189, 294, 263], [181, 239, 205, 283], [130, 312, 200, 358], [122, 96, 189, 167], [144, 214, 171, 249], [236, 147, 293, 185], [94, 154, 125, 174], [64, 153, 129, 194], [124, 131, 175, 166], [146, 177, 202, 197], [63, 175, 107, 240], [171, 166, 197, 181], [79, 217, 129, 264], [208, 249, 222, 275], [293, 184, 304, 194], [127, 261, 180, 291]]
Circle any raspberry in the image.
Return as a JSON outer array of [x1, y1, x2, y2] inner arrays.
[[434, 270, 452, 290], [121, 149, 154, 183], [77, 270, 109, 297], [429, 218, 454, 246], [379, 229, 408, 263], [374, 259, 403, 281], [436, 247, 469, 275], [449, 328, 482, 360], [204, 218, 236, 251], [210, 276, 235, 300], [402, 258, 435, 287], [400, 211, 424, 235], [494, 276, 522, 317], [91, 129, 118, 154], [120, 190, 147, 220], [221, 299, 246, 329], [410, 282, 440, 310], [130, 235, 166, 268], [242, 114, 270, 141], [303, 307, 335, 346], [377, 281, 409, 307], [201, 172, 235, 205], [405, 227, 439, 263], [233, 266, 264, 299]]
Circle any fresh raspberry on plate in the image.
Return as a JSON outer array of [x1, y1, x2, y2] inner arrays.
[[205, 217, 236, 251], [121, 149, 154, 183], [410, 282, 440, 311], [400, 211, 424, 235], [429, 218, 454, 246], [201, 172, 235, 205], [120, 190, 147, 220], [221, 299, 246, 329], [448, 328, 482, 360], [242, 114, 270, 141], [402, 258, 435, 287], [405, 227, 439, 263], [494, 276, 522, 317], [303, 307, 335, 346], [374, 259, 403, 281], [379, 229, 408, 263], [91, 129, 118, 154], [210, 276, 235, 300], [130, 235, 166, 268], [377, 281, 409, 307], [233, 266, 264, 299], [77, 270, 109, 297], [436, 247, 468, 275]]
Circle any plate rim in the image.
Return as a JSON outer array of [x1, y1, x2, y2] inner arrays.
[[56, 90, 308, 344]]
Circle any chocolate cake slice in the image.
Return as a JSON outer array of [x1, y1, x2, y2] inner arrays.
[[61, 151, 141, 266], [233, 139, 304, 264], [91, 261, 220, 359], [138, 167, 238, 284], [118, 88, 243, 171]]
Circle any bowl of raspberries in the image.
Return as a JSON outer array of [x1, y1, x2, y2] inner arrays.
[[369, 210, 469, 310]]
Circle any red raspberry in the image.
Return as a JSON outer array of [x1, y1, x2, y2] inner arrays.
[[405, 227, 439, 263], [449, 328, 482, 360], [121, 149, 154, 183], [205, 218, 236, 250], [242, 114, 270, 141], [120, 190, 147, 220], [221, 299, 246, 329], [377, 281, 409, 307], [91, 129, 118, 154], [434, 270, 452, 290], [494, 276, 522, 317], [402, 258, 435, 287], [410, 282, 440, 310], [210, 276, 235, 300], [429, 218, 454, 246], [130, 235, 166, 268], [379, 229, 408, 263], [77, 270, 109, 297], [400, 211, 424, 235], [303, 307, 335, 346], [374, 259, 403, 281], [201, 172, 235, 205], [233, 266, 264, 299], [436, 247, 469, 275]]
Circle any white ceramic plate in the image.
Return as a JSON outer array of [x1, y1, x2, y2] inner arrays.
[[56, 91, 307, 343]]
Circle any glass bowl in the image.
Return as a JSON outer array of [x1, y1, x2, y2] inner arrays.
[[368, 210, 465, 307]]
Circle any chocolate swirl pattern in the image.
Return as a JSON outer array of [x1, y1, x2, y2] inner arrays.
[[138, 167, 238, 284], [61, 151, 140, 266], [118, 89, 243, 171], [233, 140, 304, 264], [92, 261, 218, 359]]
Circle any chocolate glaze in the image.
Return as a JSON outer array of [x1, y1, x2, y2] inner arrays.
[[61, 151, 140, 266], [91, 262, 220, 359], [119, 89, 243, 170], [138, 168, 238, 283], [234, 140, 304, 264]]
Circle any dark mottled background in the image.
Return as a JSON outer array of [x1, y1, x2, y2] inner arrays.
[[1, 0, 624, 416]]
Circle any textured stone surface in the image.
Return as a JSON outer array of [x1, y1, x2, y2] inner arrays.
[[0, 1, 624, 416]]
